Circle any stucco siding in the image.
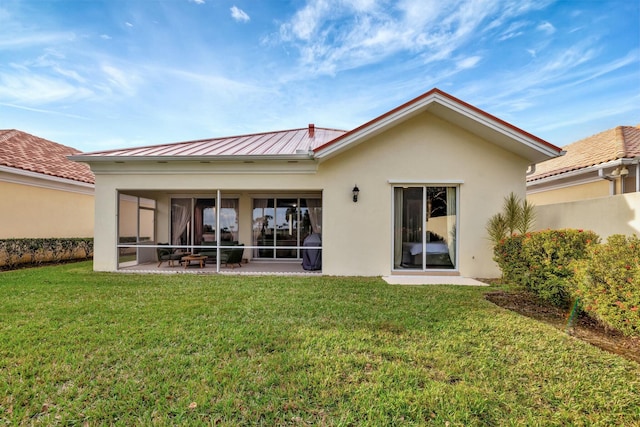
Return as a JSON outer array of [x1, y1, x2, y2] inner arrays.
[[534, 192, 640, 238], [528, 180, 610, 205], [0, 180, 93, 239]]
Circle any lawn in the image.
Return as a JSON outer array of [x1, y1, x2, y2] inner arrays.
[[1, 262, 639, 426]]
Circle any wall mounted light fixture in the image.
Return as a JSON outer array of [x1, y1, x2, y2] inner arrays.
[[352, 185, 360, 202]]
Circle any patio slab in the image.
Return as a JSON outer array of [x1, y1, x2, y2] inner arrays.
[[383, 276, 489, 286]]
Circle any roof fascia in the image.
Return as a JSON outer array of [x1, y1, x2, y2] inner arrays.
[[313, 88, 563, 163], [526, 158, 638, 187], [0, 165, 94, 195]]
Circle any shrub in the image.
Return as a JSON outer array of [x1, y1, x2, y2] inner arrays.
[[493, 234, 525, 284], [0, 238, 93, 270], [570, 234, 640, 337], [494, 229, 599, 306]]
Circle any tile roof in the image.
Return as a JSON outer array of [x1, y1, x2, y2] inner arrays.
[[527, 125, 640, 182], [0, 129, 95, 184], [78, 126, 347, 158]]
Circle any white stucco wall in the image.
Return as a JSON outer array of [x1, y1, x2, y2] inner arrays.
[[534, 192, 640, 239], [90, 112, 531, 278]]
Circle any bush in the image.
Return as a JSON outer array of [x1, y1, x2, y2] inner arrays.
[[494, 229, 599, 306], [0, 238, 93, 270], [570, 234, 640, 337], [493, 234, 525, 284]]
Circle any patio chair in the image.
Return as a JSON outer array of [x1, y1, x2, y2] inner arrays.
[[221, 244, 244, 268], [156, 243, 183, 267]]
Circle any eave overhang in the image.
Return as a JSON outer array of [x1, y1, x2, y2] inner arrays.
[[526, 157, 640, 189], [69, 153, 319, 175]]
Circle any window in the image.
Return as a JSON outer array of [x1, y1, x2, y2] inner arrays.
[[393, 186, 457, 270]]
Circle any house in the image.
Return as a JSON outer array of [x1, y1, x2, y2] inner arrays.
[[527, 125, 640, 238], [527, 125, 640, 204], [70, 88, 562, 278], [0, 130, 95, 239]]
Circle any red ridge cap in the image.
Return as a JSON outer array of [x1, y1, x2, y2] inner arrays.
[[314, 88, 562, 155]]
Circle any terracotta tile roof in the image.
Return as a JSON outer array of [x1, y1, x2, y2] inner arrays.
[[527, 125, 640, 182], [78, 126, 347, 158], [0, 129, 95, 184]]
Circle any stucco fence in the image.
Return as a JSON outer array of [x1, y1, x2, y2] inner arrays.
[[533, 192, 640, 238], [0, 238, 94, 270]]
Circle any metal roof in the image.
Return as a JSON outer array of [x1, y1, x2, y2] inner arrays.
[[76, 126, 346, 159], [69, 88, 562, 166]]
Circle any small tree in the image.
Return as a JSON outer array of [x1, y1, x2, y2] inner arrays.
[[486, 192, 536, 245]]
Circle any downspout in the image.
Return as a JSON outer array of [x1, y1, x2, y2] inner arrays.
[[598, 168, 616, 196], [636, 159, 640, 193]]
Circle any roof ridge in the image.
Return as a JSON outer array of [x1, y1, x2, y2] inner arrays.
[[614, 126, 626, 158], [0, 129, 20, 143]]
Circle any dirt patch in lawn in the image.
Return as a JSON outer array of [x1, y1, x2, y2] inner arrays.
[[485, 290, 640, 364]]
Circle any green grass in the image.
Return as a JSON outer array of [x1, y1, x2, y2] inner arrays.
[[1, 262, 639, 426]]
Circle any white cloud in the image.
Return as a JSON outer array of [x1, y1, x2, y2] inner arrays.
[[0, 72, 93, 105], [101, 64, 140, 95], [0, 32, 75, 49], [457, 56, 481, 70], [100, 34, 112, 40], [537, 21, 555, 34], [230, 6, 250, 23], [191, 0, 205, 4], [275, 0, 556, 78]]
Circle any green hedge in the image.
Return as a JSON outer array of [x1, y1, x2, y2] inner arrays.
[[0, 238, 93, 270], [494, 229, 600, 306], [571, 234, 640, 337]]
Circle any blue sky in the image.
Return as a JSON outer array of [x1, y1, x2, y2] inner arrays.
[[1, 0, 638, 152]]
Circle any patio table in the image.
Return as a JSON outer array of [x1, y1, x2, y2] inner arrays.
[[181, 254, 207, 269]]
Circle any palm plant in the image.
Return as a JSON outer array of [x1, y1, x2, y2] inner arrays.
[[486, 192, 536, 245]]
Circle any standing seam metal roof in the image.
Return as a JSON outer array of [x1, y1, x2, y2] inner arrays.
[[78, 127, 347, 158]]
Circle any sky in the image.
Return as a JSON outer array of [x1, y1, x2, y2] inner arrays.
[[0, 0, 638, 153]]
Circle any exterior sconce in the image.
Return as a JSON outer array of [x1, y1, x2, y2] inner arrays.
[[352, 185, 360, 202], [620, 166, 629, 176], [610, 168, 620, 177]]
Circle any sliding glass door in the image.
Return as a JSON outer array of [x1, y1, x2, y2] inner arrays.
[[171, 197, 238, 248], [393, 186, 457, 270], [252, 197, 321, 259]]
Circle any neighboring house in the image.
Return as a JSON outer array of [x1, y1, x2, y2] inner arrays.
[[71, 88, 562, 278], [527, 125, 640, 238], [527, 125, 640, 204], [0, 130, 95, 239]]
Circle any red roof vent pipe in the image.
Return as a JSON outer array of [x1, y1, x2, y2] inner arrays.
[[308, 123, 315, 138]]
